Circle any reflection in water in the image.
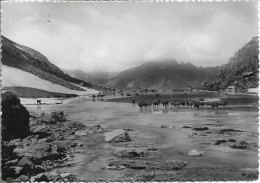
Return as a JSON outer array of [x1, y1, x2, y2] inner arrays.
[[36, 104, 41, 110], [162, 108, 169, 114]]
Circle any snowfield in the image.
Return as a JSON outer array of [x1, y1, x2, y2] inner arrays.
[[2, 65, 99, 95]]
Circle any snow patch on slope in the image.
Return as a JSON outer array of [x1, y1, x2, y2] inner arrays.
[[2, 65, 99, 95]]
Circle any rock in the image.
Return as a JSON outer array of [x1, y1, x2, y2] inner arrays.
[[13, 142, 61, 164], [1, 91, 30, 140], [60, 172, 78, 181], [230, 145, 247, 150], [38, 138, 48, 142], [65, 121, 86, 130], [30, 170, 62, 182], [52, 142, 70, 153], [32, 125, 51, 138], [32, 165, 46, 175], [5, 159, 18, 167], [227, 139, 236, 142], [106, 165, 126, 170], [39, 111, 66, 124], [17, 156, 34, 170], [17, 175, 29, 181], [124, 128, 134, 131], [192, 127, 209, 131], [85, 125, 104, 133], [161, 125, 175, 128], [240, 141, 248, 145], [214, 140, 227, 145], [219, 129, 244, 133], [107, 159, 188, 170], [7, 166, 25, 178], [33, 125, 49, 133], [75, 131, 88, 136], [104, 129, 131, 142], [181, 126, 191, 128], [188, 149, 203, 156], [5, 177, 17, 182], [113, 148, 149, 158]]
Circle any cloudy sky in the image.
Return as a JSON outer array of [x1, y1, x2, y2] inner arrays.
[[2, 1, 258, 72]]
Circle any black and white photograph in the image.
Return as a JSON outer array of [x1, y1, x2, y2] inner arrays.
[[1, 0, 259, 182]]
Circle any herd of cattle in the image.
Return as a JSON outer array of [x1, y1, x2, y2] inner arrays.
[[138, 99, 228, 109]]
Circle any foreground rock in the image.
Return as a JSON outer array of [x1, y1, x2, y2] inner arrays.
[[104, 129, 131, 142], [1, 91, 30, 140], [30, 170, 78, 182], [38, 111, 66, 124]]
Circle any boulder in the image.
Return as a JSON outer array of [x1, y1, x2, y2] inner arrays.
[[1, 91, 30, 140], [85, 125, 104, 133], [113, 148, 149, 158], [161, 125, 175, 129], [107, 159, 188, 170], [75, 131, 88, 136], [30, 170, 62, 182], [214, 140, 227, 145], [32, 125, 51, 138], [17, 175, 29, 181], [60, 172, 78, 181], [227, 139, 236, 142], [17, 156, 34, 170], [7, 166, 26, 178], [30, 170, 71, 182], [104, 129, 131, 142], [65, 121, 86, 130], [219, 129, 244, 133], [188, 149, 203, 156], [192, 127, 209, 131], [39, 111, 66, 124], [13, 142, 62, 164], [31, 165, 46, 175]]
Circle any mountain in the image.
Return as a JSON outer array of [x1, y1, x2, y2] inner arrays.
[[63, 69, 117, 86], [107, 60, 218, 90], [107, 37, 258, 91], [202, 37, 259, 91], [1, 36, 98, 97]]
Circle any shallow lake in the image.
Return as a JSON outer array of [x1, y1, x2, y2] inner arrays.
[[25, 98, 259, 181]]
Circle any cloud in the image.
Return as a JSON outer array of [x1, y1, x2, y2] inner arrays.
[[2, 2, 258, 72]]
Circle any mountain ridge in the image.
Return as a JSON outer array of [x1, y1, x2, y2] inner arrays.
[[1, 36, 93, 91]]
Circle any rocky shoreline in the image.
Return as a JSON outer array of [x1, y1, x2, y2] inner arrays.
[[2, 108, 106, 181], [1, 91, 104, 181]]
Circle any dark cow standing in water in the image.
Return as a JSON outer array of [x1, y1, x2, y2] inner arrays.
[[153, 99, 161, 109], [37, 100, 41, 105], [162, 101, 169, 108]]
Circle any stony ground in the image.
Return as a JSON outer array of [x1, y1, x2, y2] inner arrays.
[[1, 111, 104, 181]]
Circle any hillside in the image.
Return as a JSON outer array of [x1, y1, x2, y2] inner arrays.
[[1, 36, 98, 97], [202, 37, 259, 91], [1, 36, 93, 91], [107, 60, 218, 90]]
